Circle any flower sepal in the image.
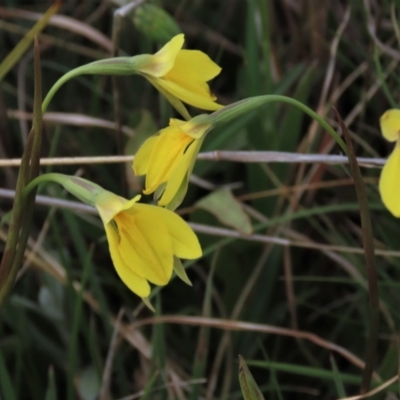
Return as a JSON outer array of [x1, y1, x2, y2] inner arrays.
[[173, 256, 192, 286], [142, 297, 155, 312], [172, 114, 213, 139]]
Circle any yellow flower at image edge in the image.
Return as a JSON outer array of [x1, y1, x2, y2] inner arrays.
[[133, 118, 211, 209], [379, 109, 400, 217], [94, 191, 202, 299], [137, 33, 223, 119]]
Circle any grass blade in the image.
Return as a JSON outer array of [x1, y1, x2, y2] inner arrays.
[[0, 1, 61, 82], [333, 108, 379, 394]]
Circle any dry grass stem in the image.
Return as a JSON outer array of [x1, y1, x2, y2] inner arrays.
[[0, 6, 113, 51], [0, 152, 386, 168], [7, 110, 136, 136], [338, 375, 398, 400], [129, 316, 376, 375]]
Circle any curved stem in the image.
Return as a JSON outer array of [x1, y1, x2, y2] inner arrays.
[[0, 174, 68, 228], [42, 66, 91, 114], [41, 57, 135, 113], [211, 95, 349, 156], [22, 173, 66, 198]]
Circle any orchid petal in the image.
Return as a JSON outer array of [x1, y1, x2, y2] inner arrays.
[[144, 127, 193, 193], [155, 77, 223, 111], [95, 191, 141, 224], [104, 224, 151, 298], [115, 209, 173, 285], [379, 141, 400, 217], [171, 50, 222, 81], [158, 138, 203, 207], [133, 135, 160, 176], [164, 173, 189, 211], [139, 34, 184, 77], [132, 203, 202, 259], [380, 109, 400, 142], [147, 77, 191, 120]]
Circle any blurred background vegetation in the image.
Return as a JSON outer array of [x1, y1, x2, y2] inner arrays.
[[1, 0, 400, 399]]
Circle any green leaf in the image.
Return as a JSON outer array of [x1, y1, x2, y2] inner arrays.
[[76, 366, 100, 400], [45, 367, 57, 400], [247, 360, 362, 385], [333, 109, 379, 394], [0, 350, 17, 400], [239, 355, 265, 400], [0, 37, 44, 310], [38, 284, 64, 321], [196, 188, 253, 235], [330, 355, 346, 398], [133, 4, 181, 44], [0, 1, 61, 82]]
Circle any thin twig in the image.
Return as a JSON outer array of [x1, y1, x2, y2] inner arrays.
[[0, 191, 398, 258], [0, 20, 107, 59], [7, 110, 136, 137], [99, 309, 124, 400], [0, 6, 113, 51], [0, 188, 97, 214], [338, 375, 398, 400], [117, 378, 207, 400], [129, 315, 378, 375], [188, 222, 400, 258], [334, 108, 379, 394], [0, 152, 386, 168], [362, 0, 400, 61]]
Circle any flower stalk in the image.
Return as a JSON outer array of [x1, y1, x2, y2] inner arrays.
[[0, 38, 43, 309], [209, 95, 349, 156]]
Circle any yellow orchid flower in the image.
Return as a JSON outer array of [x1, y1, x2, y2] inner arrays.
[[94, 191, 202, 300], [24, 173, 202, 307], [379, 109, 400, 217], [42, 34, 222, 119], [137, 33, 223, 119], [133, 117, 212, 210]]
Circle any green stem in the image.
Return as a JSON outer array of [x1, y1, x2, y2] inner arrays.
[[67, 248, 93, 400], [257, 0, 272, 94], [0, 2, 60, 83], [0, 132, 34, 306], [0, 174, 66, 228], [210, 95, 349, 156], [23, 173, 67, 198], [23, 173, 103, 207], [0, 39, 44, 309], [374, 47, 397, 108], [41, 56, 143, 113]]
